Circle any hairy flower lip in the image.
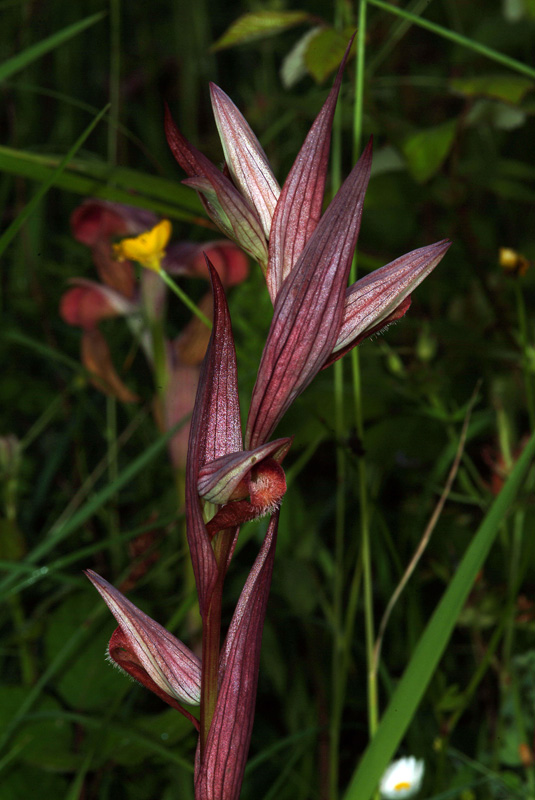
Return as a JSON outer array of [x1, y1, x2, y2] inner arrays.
[[197, 436, 292, 505], [85, 569, 202, 706]]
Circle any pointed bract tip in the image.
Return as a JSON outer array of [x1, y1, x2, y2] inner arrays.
[[84, 569, 202, 707]]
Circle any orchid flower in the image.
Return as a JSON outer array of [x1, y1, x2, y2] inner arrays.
[[165, 43, 452, 800], [87, 34, 451, 800]]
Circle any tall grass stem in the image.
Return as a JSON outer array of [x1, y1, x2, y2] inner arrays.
[[108, 0, 121, 166]]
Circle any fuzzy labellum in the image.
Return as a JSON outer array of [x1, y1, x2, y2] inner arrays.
[[206, 458, 286, 536]]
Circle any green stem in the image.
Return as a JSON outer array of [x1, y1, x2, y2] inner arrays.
[[19, 391, 64, 451], [352, 0, 379, 744], [329, 358, 346, 800], [159, 270, 212, 329], [149, 317, 169, 397], [445, 616, 507, 739], [354, 347, 377, 742], [353, 0, 367, 157], [368, 0, 535, 80], [108, 0, 121, 166], [328, 6, 347, 793], [8, 592, 36, 686], [514, 282, 535, 430], [106, 396, 121, 572]]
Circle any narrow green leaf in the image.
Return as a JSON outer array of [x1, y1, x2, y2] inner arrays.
[[343, 430, 535, 800], [0, 106, 109, 257], [2, 329, 83, 371], [212, 10, 311, 51], [0, 146, 205, 222], [0, 12, 106, 83], [402, 119, 457, 183]]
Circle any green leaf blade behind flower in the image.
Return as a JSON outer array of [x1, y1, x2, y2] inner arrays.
[[304, 26, 357, 84], [0, 107, 109, 258], [211, 11, 311, 51], [0, 146, 205, 222], [401, 119, 457, 183]]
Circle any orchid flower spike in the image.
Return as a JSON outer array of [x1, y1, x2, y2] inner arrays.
[[165, 41, 450, 450]]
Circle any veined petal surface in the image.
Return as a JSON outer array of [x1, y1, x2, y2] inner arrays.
[[185, 260, 242, 615], [210, 83, 280, 240], [330, 239, 452, 359], [246, 140, 373, 450], [86, 570, 201, 705], [267, 35, 354, 302]]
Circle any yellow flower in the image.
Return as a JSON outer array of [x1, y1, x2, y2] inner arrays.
[[499, 247, 530, 278], [113, 219, 172, 272]]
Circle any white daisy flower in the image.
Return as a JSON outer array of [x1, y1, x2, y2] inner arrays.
[[379, 756, 425, 799]]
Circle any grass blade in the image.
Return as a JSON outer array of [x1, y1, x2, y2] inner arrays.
[[368, 0, 535, 80], [343, 429, 535, 800], [0, 106, 109, 257], [0, 146, 206, 223], [0, 421, 186, 599], [0, 12, 107, 84]]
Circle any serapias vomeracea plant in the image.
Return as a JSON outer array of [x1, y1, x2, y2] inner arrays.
[[87, 38, 450, 800]]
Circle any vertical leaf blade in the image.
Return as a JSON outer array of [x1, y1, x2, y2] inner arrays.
[[343, 430, 535, 800]]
